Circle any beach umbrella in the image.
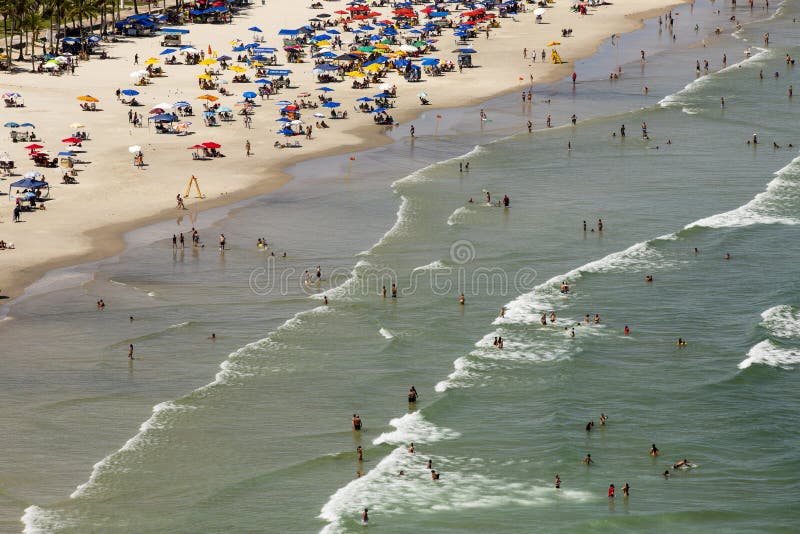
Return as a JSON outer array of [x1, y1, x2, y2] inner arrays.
[[23, 170, 43, 179], [218, 55, 232, 61], [160, 48, 177, 55], [199, 58, 218, 65], [197, 73, 213, 80], [69, 122, 85, 128], [228, 65, 246, 73], [454, 48, 477, 54], [197, 94, 219, 101], [248, 26, 262, 32], [57, 151, 75, 157], [318, 87, 335, 92], [278, 128, 294, 136], [130, 70, 148, 78], [313, 113, 325, 118], [322, 101, 341, 108], [242, 91, 257, 99], [356, 97, 373, 102], [417, 92, 428, 98], [3, 92, 22, 98], [275, 117, 291, 122], [25, 144, 44, 150], [174, 101, 191, 108], [202, 141, 221, 149], [144, 57, 160, 65], [346, 71, 365, 77], [150, 107, 166, 114], [533, 7, 546, 15], [547, 41, 561, 46], [77, 95, 99, 102], [154, 102, 173, 110], [61, 137, 81, 144], [43, 61, 59, 70], [121, 89, 139, 96], [255, 79, 272, 84], [4, 122, 20, 128], [217, 107, 233, 113], [128, 145, 141, 153]]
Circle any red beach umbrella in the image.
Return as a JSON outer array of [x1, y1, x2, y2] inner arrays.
[[61, 137, 81, 144], [201, 141, 221, 149], [25, 143, 44, 150]]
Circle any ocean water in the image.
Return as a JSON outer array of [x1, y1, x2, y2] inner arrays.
[[5, 1, 800, 532]]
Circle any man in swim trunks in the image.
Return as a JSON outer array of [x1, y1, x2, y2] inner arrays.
[[584, 454, 593, 464], [673, 458, 689, 468], [352, 414, 363, 431]]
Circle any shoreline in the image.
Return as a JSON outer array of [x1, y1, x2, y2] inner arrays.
[[0, 0, 689, 307]]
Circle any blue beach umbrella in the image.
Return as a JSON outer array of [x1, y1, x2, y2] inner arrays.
[[160, 48, 177, 55], [278, 128, 294, 135], [20, 122, 35, 128], [356, 97, 373, 102], [249, 26, 262, 32], [255, 79, 272, 84], [243, 91, 257, 98], [4, 122, 20, 128], [318, 87, 334, 92], [322, 101, 340, 108], [121, 89, 139, 96], [276, 100, 293, 105], [275, 117, 291, 122], [57, 151, 75, 156], [174, 101, 191, 107]]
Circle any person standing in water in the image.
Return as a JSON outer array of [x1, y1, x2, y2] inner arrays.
[[622, 483, 630, 497], [352, 414, 363, 431], [554, 474, 561, 489], [608, 484, 615, 498], [650, 443, 659, 456], [362, 508, 369, 524], [128, 344, 134, 360]]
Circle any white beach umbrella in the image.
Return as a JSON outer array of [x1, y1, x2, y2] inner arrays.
[[129, 70, 148, 78], [379, 83, 391, 91], [128, 145, 142, 153], [399, 44, 418, 53], [533, 7, 546, 15], [153, 102, 174, 110]]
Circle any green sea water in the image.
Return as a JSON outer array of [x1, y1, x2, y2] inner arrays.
[[4, 1, 800, 532]]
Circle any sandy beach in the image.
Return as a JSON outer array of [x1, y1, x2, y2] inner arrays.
[[0, 0, 684, 302]]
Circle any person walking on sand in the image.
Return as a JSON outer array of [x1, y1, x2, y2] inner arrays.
[[245, 140, 251, 157], [219, 233, 226, 251], [179, 233, 185, 249], [172, 234, 177, 249], [134, 53, 139, 65]]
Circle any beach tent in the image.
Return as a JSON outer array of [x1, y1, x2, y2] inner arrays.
[[10, 177, 49, 197]]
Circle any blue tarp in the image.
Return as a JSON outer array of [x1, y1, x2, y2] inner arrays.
[[10, 178, 48, 189], [161, 28, 190, 34]]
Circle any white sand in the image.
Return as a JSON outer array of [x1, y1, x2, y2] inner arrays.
[[0, 0, 684, 299]]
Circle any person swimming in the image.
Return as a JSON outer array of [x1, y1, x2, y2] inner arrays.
[[540, 313, 548, 326], [645, 275, 654, 282], [673, 458, 690, 469], [663, 469, 670, 478], [408, 386, 418, 403], [650, 443, 659, 456], [584, 453, 593, 464], [594, 314, 601, 323], [549, 311, 557, 323], [677, 338, 687, 346], [554, 473, 561, 489]]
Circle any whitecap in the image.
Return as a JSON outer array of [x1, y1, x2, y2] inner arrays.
[[372, 411, 460, 446], [760, 305, 800, 338], [738, 340, 800, 370]]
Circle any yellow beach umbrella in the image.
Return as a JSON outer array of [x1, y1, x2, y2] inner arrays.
[[197, 94, 219, 101], [346, 71, 365, 77], [315, 40, 331, 47], [251, 61, 264, 67], [228, 65, 246, 73], [77, 95, 99, 102], [197, 73, 213, 80], [375, 43, 391, 49], [363, 63, 382, 73], [199, 58, 217, 65], [69, 122, 85, 128], [144, 57, 160, 65], [547, 41, 561, 46]]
